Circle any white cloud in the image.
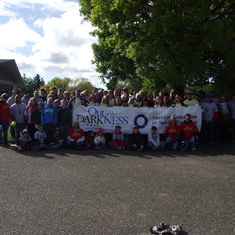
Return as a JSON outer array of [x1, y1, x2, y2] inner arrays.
[[0, 18, 41, 50], [30, 5, 100, 85], [0, 0, 76, 14], [0, 1, 15, 17], [0, 0, 105, 88]]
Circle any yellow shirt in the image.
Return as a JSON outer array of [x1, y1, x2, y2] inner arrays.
[[183, 99, 199, 106]]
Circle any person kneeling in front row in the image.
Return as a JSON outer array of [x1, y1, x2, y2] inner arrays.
[[180, 113, 199, 151]]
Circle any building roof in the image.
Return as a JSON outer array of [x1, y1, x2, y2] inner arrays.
[[0, 59, 23, 85]]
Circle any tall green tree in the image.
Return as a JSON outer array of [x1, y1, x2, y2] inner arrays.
[[32, 74, 45, 90], [80, 0, 235, 95], [22, 74, 45, 93]]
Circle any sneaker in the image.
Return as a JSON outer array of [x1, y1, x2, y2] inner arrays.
[[192, 147, 196, 151], [180, 141, 185, 149], [169, 225, 182, 234], [151, 223, 182, 235], [18, 147, 22, 151], [150, 222, 170, 234]]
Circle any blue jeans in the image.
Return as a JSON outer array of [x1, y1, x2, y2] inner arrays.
[[67, 140, 85, 150], [15, 122, 26, 145], [147, 141, 166, 150], [32, 144, 49, 151], [60, 125, 70, 143], [0, 121, 9, 145], [166, 137, 179, 150], [181, 136, 196, 151], [95, 143, 106, 149]]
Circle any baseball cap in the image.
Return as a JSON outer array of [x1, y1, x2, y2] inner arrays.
[[1, 93, 8, 99]]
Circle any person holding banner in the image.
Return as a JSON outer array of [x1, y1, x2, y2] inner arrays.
[[154, 96, 163, 107], [171, 94, 184, 107], [68, 89, 88, 111], [180, 113, 199, 151], [183, 91, 199, 106]]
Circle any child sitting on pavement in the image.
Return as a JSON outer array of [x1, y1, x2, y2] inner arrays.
[[129, 126, 145, 151], [94, 128, 106, 149], [85, 130, 95, 149], [50, 127, 63, 149], [33, 124, 49, 151], [18, 129, 33, 151], [147, 126, 166, 151], [110, 125, 125, 150]]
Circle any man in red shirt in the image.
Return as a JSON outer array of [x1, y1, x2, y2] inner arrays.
[[180, 113, 199, 151], [0, 93, 10, 146]]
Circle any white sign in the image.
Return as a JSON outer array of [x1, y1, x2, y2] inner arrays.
[[73, 105, 202, 134]]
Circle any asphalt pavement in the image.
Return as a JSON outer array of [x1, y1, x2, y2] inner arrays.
[[0, 143, 234, 235]]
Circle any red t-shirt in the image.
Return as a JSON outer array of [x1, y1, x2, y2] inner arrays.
[[180, 121, 199, 139], [165, 124, 180, 139], [0, 101, 10, 122], [68, 128, 84, 141]]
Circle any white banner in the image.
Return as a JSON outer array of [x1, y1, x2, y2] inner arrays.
[[73, 105, 202, 134]]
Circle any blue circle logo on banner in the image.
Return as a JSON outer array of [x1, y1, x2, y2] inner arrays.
[[134, 114, 148, 128]]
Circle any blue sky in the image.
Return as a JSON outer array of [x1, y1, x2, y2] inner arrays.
[[0, 0, 104, 88]]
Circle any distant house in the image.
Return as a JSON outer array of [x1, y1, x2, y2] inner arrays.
[[0, 59, 24, 96]]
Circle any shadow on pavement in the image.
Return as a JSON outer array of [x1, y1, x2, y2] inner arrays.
[[5, 141, 235, 159]]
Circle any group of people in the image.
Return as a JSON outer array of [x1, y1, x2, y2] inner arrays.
[[0, 86, 234, 152]]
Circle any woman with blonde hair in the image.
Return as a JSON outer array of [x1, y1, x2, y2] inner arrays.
[[165, 115, 180, 150]]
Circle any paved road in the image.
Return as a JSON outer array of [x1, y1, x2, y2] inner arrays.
[[0, 143, 234, 235]]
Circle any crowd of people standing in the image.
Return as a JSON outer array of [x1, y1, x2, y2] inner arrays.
[[0, 86, 234, 152]]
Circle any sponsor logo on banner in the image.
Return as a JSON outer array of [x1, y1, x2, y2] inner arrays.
[[73, 105, 202, 134]]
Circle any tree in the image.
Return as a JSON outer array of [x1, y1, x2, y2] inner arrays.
[[32, 74, 45, 90], [69, 78, 93, 93], [39, 77, 94, 94], [22, 74, 45, 93], [46, 77, 71, 91], [91, 30, 143, 90], [80, 0, 235, 95]]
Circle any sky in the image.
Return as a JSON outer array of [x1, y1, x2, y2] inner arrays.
[[0, 0, 105, 88]]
